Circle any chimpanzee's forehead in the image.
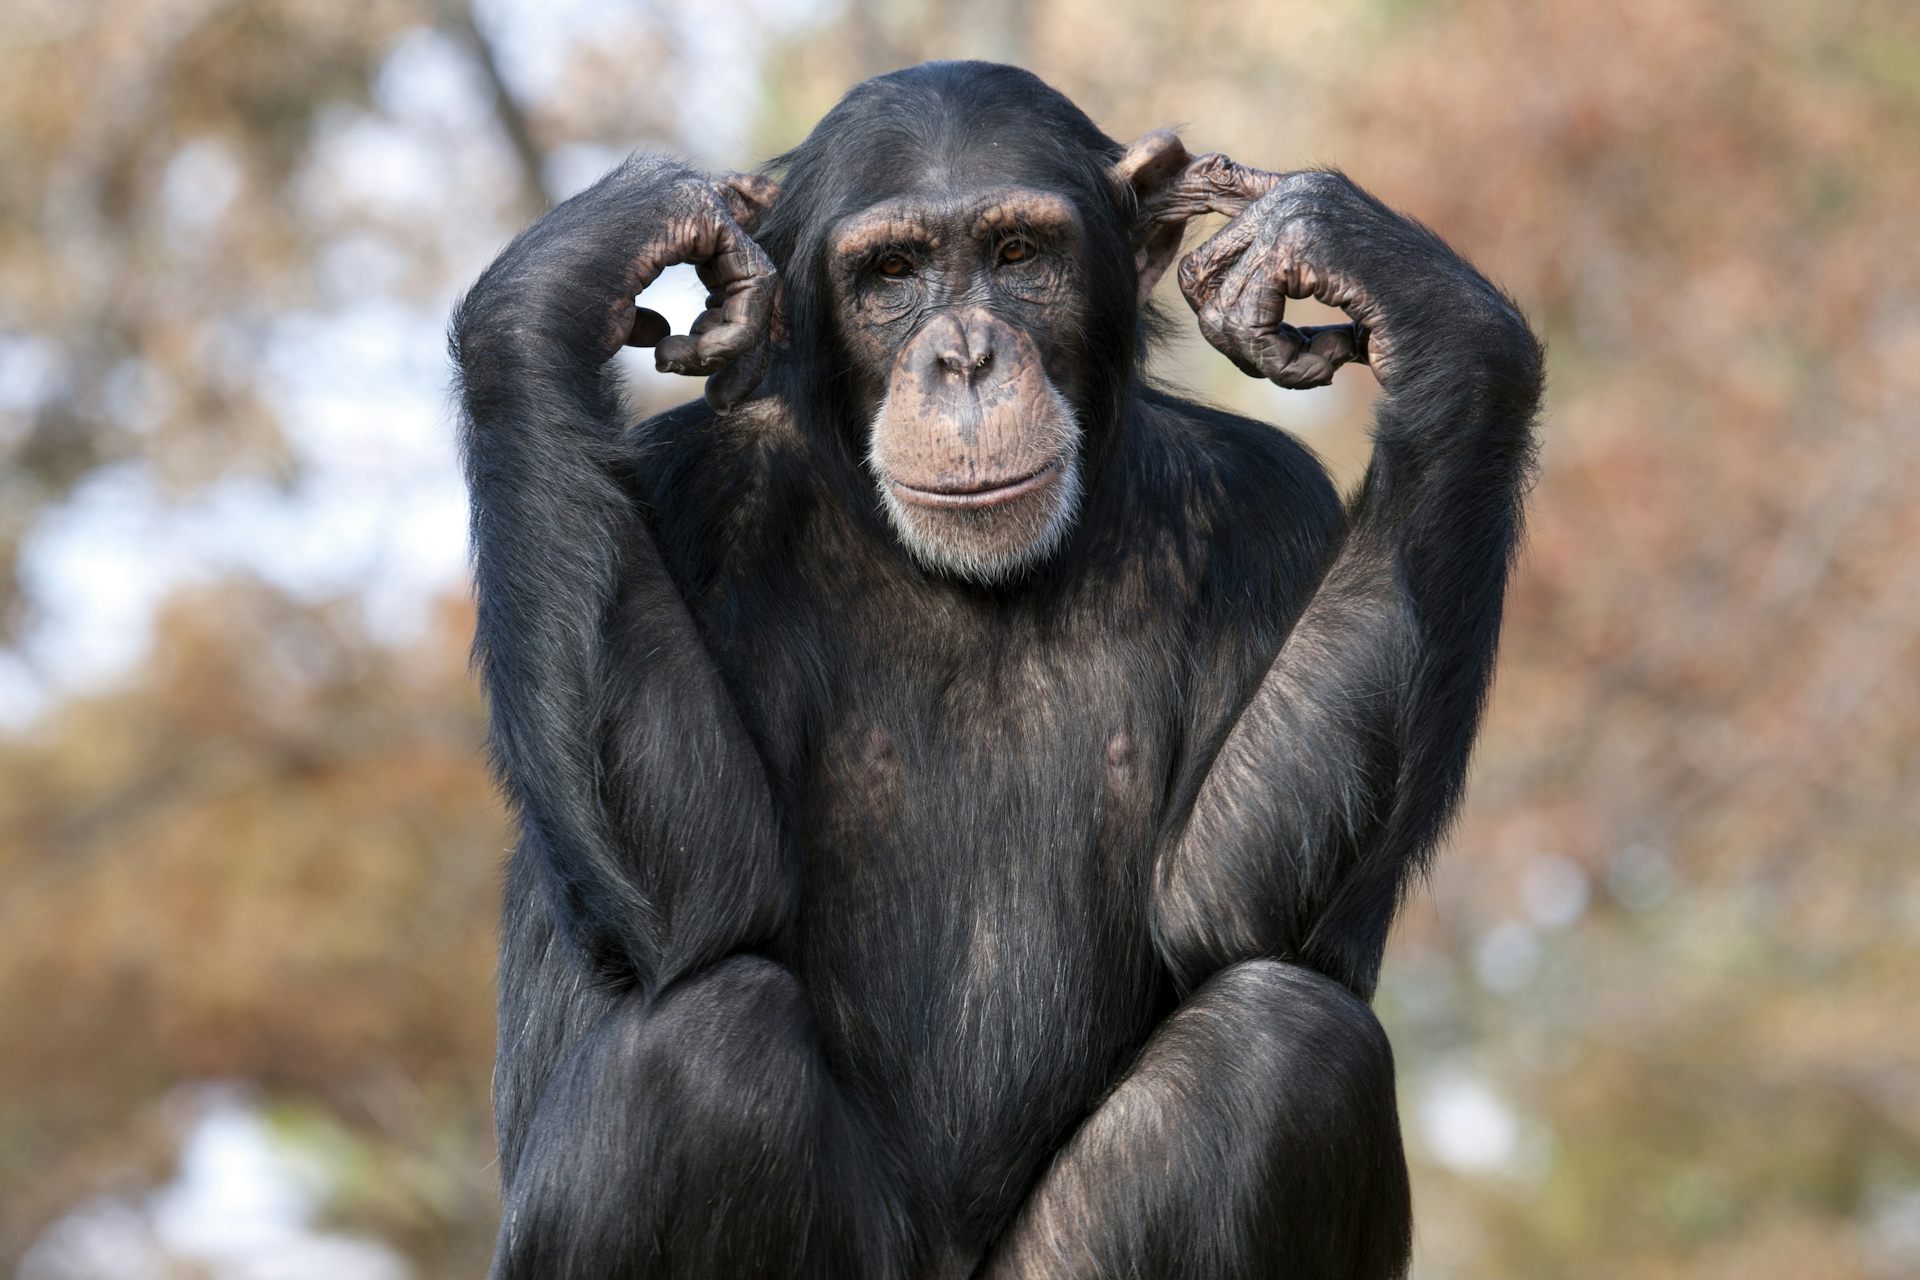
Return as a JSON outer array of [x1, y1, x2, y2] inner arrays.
[[830, 187, 1081, 258], [812, 111, 1107, 208]]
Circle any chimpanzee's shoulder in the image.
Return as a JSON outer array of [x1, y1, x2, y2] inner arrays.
[[625, 392, 811, 495], [621, 393, 813, 581], [1130, 385, 1344, 566]]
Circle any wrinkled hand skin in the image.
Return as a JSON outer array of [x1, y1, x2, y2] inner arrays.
[[479, 156, 777, 413], [1154, 155, 1479, 391], [625, 175, 777, 412], [634, 211, 778, 412]]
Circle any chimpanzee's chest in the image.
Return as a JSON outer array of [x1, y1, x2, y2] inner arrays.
[[698, 545, 1195, 1216]]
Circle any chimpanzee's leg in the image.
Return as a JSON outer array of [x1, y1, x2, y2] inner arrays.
[[983, 959, 1411, 1280], [491, 940, 903, 1280]]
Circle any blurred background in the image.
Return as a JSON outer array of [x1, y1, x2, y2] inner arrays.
[[2, 0, 1916, 1276]]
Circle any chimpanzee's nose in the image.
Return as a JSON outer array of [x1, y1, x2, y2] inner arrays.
[[935, 347, 993, 380], [925, 312, 997, 385]]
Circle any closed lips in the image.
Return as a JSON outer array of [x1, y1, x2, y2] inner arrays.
[[890, 460, 1062, 509]]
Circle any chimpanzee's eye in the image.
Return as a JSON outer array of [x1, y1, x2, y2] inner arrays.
[[996, 237, 1037, 267], [876, 252, 915, 279]]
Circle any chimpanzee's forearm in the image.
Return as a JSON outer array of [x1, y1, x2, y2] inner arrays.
[[451, 157, 794, 992]]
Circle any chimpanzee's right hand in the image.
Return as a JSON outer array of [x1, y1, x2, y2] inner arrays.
[[508, 157, 778, 412], [621, 172, 778, 412]]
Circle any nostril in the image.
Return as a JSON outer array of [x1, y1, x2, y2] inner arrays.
[[973, 351, 992, 372], [936, 350, 969, 376]]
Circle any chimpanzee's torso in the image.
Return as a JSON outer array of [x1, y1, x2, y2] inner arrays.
[[635, 387, 1341, 1246]]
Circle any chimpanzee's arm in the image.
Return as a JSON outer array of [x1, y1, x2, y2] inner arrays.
[[457, 160, 905, 1279], [451, 154, 790, 997], [986, 171, 1540, 1280], [1155, 165, 1543, 998]]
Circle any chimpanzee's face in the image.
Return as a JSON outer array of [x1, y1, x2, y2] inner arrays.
[[827, 185, 1094, 583]]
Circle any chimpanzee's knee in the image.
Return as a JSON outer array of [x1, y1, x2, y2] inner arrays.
[[1199, 959, 1399, 1119], [1191, 958, 1412, 1277], [492, 956, 886, 1280], [992, 959, 1413, 1280], [633, 955, 827, 1148]]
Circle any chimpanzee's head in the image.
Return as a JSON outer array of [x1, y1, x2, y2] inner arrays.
[[746, 62, 1197, 582]]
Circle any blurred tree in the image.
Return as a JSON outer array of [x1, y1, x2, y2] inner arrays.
[[0, 585, 505, 1269], [3, 0, 432, 635]]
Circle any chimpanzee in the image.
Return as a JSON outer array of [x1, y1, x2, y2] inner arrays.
[[451, 60, 1541, 1280]]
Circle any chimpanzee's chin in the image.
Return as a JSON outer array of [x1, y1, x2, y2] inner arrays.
[[879, 453, 1082, 584]]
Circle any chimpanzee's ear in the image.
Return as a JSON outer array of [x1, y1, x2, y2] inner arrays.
[[1110, 130, 1194, 304], [716, 172, 781, 233]]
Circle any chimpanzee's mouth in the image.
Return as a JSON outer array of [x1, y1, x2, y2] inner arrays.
[[890, 460, 1063, 510]]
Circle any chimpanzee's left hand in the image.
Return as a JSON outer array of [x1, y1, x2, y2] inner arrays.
[[1162, 160, 1423, 390]]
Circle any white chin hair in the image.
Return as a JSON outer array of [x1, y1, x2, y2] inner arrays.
[[879, 453, 1084, 584]]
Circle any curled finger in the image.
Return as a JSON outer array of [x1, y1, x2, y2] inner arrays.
[[1193, 296, 1267, 380], [1177, 218, 1256, 320], [626, 306, 672, 348], [1162, 152, 1283, 221], [690, 229, 776, 364], [1244, 323, 1311, 384], [704, 339, 770, 413], [1271, 323, 1366, 389], [653, 333, 711, 376]]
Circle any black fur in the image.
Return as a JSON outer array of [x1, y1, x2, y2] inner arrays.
[[451, 61, 1542, 1280]]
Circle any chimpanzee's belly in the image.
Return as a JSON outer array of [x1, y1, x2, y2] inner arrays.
[[695, 496, 1213, 1244], [787, 701, 1170, 1240]]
